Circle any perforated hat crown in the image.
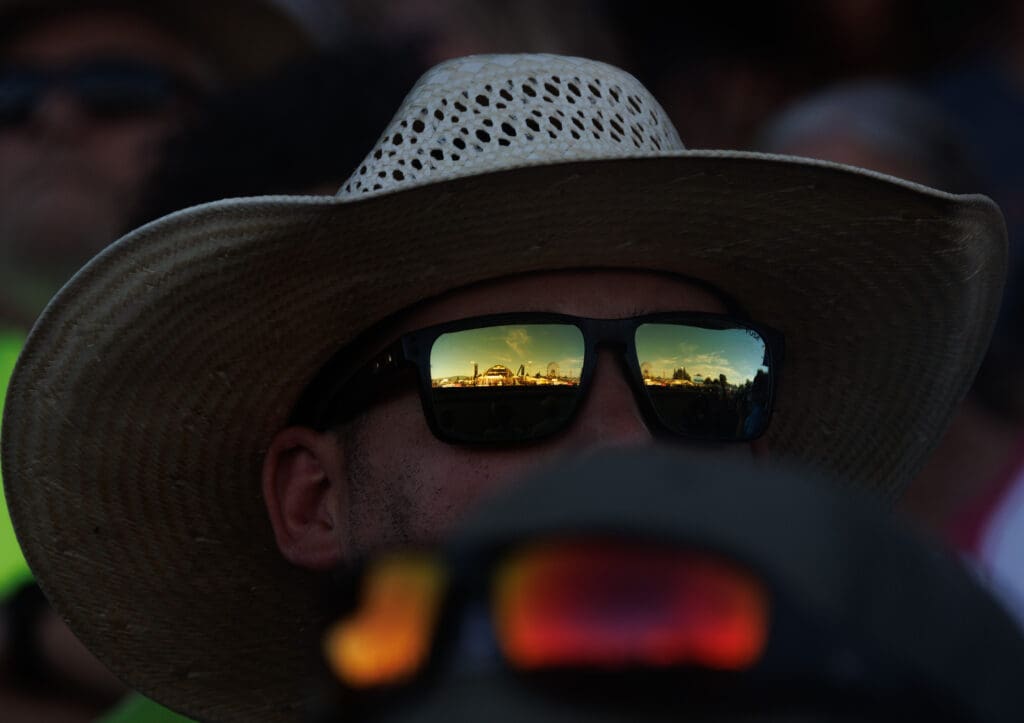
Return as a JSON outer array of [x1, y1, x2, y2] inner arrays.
[[339, 54, 683, 198]]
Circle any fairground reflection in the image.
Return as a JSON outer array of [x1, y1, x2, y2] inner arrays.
[[428, 323, 771, 440]]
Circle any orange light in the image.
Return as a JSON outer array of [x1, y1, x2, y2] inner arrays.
[[323, 553, 447, 688], [494, 540, 769, 671]]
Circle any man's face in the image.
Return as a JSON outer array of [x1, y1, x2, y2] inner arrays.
[[326, 270, 758, 558], [0, 10, 211, 276]]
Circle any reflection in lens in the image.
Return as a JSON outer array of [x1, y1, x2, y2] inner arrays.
[[494, 540, 769, 671], [429, 324, 585, 442], [635, 324, 770, 440]]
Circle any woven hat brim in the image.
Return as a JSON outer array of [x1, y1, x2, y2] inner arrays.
[[1, 152, 1006, 721]]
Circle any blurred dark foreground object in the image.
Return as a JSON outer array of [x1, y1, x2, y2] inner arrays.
[[311, 450, 1024, 723]]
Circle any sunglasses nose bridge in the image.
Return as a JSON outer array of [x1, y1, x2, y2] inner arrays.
[[586, 320, 635, 375], [587, 318, 642, 390], [569, 347, 652, 448]]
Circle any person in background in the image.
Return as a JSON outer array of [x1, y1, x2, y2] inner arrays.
[[0, 0, 312, 330], [757, 81, 1024, 627], [0, 1, 315, 720]]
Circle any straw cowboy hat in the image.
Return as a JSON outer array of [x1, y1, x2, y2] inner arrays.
[[0, 54, 1007, 721]]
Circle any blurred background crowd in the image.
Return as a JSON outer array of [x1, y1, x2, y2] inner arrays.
[[3, 0, 1024, 720]]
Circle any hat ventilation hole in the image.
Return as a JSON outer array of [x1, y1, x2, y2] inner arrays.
[[340, 57, 681, 197]]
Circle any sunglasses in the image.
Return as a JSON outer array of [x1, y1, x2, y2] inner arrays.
[[318, 537, 956, 720], [303, 312, 784, 444], [0, 59, 200, 127], [323, 538, 770, 693]]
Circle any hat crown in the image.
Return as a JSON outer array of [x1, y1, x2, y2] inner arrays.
[[338, 54, 684, 198]]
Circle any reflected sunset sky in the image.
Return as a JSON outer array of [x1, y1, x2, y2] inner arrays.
[[431, 324, 584, 380], [635, 324, 767, 384]]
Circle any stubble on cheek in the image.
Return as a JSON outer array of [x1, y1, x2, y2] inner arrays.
[[340, 417, 512, 557], [342, 418, 413, 556]]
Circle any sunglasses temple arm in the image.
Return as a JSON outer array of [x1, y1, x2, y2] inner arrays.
[[302, 340, 411, 429]]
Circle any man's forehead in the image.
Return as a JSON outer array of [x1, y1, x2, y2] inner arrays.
[[319, 269, 732, 387], [392, 269, 730, 334]]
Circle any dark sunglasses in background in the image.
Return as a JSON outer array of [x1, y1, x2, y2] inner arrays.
[[323, 538, 770, 691], [0, 59, 202, 127], [315, 535, 971, 722], [303, 312, 784, 444]]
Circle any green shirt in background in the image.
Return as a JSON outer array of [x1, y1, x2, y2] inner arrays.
[[0, 329, 31, 599], [98, 692, 196, 723]]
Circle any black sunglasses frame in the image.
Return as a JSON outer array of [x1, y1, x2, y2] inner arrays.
[[305, 311, 784, 445]]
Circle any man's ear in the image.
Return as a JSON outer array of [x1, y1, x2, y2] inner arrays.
[[262, 426, 348, 571]]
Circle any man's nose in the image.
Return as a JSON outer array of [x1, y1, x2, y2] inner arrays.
[[564, 347, 652, 448]]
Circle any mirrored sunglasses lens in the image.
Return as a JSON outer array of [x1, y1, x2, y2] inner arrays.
[[429, 324, 585, 442], [635, 324, 772, 440], [494, 540, 769, 671], [323, 553, 447, 688]]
